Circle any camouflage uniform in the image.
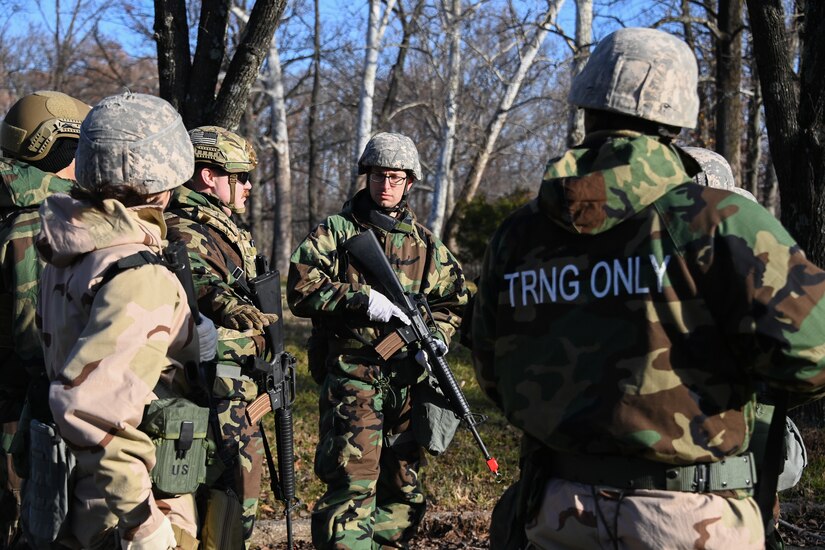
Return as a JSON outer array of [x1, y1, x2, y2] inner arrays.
[[288, 186, 468, 549], [0, 160, 72, 544], [0, 90, 89, 547], [165, 184, 265, 544], [474, 28, 825, 550], [36, 92, 201, 549]]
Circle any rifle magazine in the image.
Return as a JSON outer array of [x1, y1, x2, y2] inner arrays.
[[375, 332, 405, 360], [246, 393, 271, 425]]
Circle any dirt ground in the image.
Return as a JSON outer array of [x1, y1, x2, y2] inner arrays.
[[249, 501, 825, 549]]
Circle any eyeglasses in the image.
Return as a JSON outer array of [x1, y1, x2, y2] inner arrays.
[[369, 172, 407, 187], [235, 172, 250, 184]]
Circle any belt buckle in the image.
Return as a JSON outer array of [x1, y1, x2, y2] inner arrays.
[[692, 463, 710, 492]]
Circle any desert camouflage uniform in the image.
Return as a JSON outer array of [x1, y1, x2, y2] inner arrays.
[[288, 188, 469, 549], [0, 159, 72, 544], [36, 193, 200, 547], [473, 131, 825, 549], [165, 185, 265, 543]]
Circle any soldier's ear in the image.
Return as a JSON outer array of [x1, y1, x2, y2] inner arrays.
[[200, 166, 221, 191]]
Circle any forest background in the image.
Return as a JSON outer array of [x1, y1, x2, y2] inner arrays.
[[2, 0, 824, 546]]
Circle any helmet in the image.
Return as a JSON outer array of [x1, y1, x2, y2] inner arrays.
[[75, 92, 193, 194], [569, 27, 699, 129], [1, 91, 90, 162], [357, 132, 422, 181], [189, 126, 257, 173], [683, 146, 757, 202]]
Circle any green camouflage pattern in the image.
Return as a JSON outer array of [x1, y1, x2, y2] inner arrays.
[[472, 130, 825, 467], [0, 158, 73, 405], [36, 193, 200, 544], [288, 189, 468, 548], [0, 158, 73, 543], [164, 185, 265, 543]]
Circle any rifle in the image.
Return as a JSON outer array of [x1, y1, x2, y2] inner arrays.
[[245, 256, 300, 550], [342, 230, 500, 479]]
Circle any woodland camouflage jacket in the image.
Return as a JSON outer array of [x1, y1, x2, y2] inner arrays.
[[472, 131, 825, 466], [36, 194, 199, 539], [165, 186, 264, 368], [0, 158, 72, 419], [288, 190, 469, 378]]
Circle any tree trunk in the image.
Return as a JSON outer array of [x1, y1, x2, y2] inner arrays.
[[744, 66, 761, 199], [184, 0, 230, 127], [348, 0, 398, 198], [212, 0, 287, 130], [267, 38, 293, 274], [566, 0, 592, 148], [307, 0, 322, 232], [428, 0, 462, 236], [153, 0, 191, 111], [715, 0, 744, 182], [442, 0, 565, 248]]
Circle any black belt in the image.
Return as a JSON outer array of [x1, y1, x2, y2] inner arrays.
[[549, 451, 757, 493]]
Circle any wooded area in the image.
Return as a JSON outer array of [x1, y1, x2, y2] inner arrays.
[[1, 0, 823, 328]]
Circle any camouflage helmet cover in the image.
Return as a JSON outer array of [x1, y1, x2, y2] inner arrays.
[[75, 92, 194, 194], [682, 146, 757, 202], [357, 132, 423, 181], [0, 91, 91, 161], [569, 27, 699, 129], [189, 126, 257, 174]]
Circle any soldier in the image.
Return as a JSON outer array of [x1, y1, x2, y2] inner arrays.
[[164, 126, 272, 547], [473, 28, 825, 549], [287, 132, 469, 549], [36, 92, 216, 549], [0, 90, 90, 546]]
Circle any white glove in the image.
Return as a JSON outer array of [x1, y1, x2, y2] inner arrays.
[[196, 314, 218, 362], [367, 289, 410, 325], [121, 517, 176, 550], [415, 340, 448, 370]]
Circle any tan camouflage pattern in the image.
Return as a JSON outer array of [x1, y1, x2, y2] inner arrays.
[[569, 28, 699, 129], [36, 193, 200, 544], [288, 189, 468, 548], [75, 93, 193, 194], [525, 478, 764, 549], [357, 132, 423, 181], [189, 126, 258, 174], [164, 185, 265, 543], [0, 91, 89, 162]]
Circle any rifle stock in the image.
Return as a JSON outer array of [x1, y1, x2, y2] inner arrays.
[[342, 231, 500, 478], [247, 257, 300, 550]]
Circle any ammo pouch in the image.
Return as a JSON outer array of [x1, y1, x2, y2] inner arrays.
[[410, 375, 461, 456], [751, 402, 807, 492], [21, 419, 74, 549], [140, 398, 210, 497]]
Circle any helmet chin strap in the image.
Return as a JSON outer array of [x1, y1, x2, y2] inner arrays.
[[225, 172, 245, 214]]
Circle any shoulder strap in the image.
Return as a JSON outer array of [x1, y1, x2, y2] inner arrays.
[[93, 250, 166, 291]]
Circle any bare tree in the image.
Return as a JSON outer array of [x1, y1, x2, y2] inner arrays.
[[715, 0, 744, 182], [348, 0, 398, 198], [428, 0, 462, 235], [153, 0, 287, 129], [746, 0, 825, 264], [442, 0, 566, 246], [566, 0, 592, 147], [307, 0, 323, 231]]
